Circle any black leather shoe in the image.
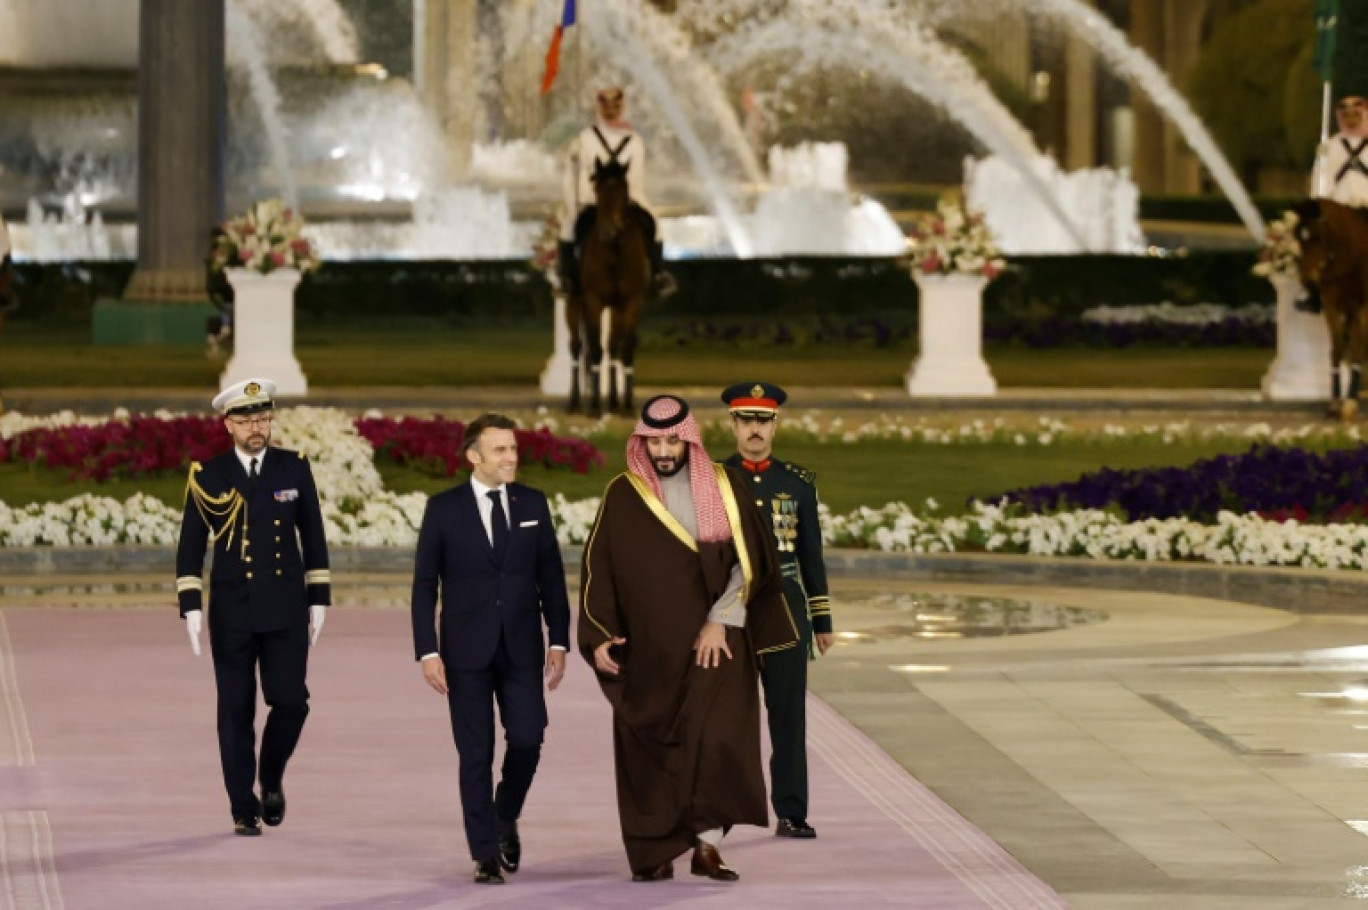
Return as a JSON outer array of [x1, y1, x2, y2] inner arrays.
[[233, 816, 262, 836], [261, 788, 286, 827], [776, 817, 817, 839], [690, 843, 739, 881], [473, 858, 505, 884], [498, 822, 521, 873], [631, 862, 674, 882]]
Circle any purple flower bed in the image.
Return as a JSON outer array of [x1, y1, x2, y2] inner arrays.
[[992, 444, 1368, 523], [649, 315, 1273, 349], [983, 316, 1274, 348]]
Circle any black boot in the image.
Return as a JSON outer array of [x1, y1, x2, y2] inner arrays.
[[557, 240, 580, 295], [1296, 283, 1322, 314], [650, 241, 677, 299]]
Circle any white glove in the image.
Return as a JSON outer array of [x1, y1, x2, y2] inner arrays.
[[185, 610, 203, 657], [310, 605, 327, 647]]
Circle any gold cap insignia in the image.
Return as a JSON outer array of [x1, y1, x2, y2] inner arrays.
[[245, 381, 261, 396], [751, 384, 765, 398]]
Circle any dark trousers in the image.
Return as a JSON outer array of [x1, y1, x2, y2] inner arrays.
[[210, 622, 311, 820], [760, 579, 813, 820], [446, 636, 548, 862]]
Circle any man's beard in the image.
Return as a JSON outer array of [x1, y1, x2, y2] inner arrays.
[[651, 450, 689, 478]]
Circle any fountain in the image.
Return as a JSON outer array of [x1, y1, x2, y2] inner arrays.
[[0, 0, 1266, 261]]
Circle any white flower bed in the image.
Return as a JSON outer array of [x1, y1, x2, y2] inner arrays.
[[1080, 302, 1273, 326], [4, 409, 1368, 571]]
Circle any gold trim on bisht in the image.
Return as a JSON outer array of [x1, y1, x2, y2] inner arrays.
[[624, 472, 698, 552], [183, 461, 250, 558]]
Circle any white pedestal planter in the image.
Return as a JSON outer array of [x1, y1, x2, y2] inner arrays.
[[540, 293, 576, 396], [906, 273, 997, 397], [1261, 273, 1331, 401], [221, 268, 308, 397]]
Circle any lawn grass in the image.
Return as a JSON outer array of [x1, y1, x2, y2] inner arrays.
[[1, 433, 1289, 517], [0, 322, 1273, 389]]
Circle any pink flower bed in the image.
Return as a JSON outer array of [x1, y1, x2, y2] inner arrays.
[[0, 415, 604, 481], [354, 416, 603, 476]]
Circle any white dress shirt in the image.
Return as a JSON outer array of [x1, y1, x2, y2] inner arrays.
[[234, 446, 265, 477], [469, 475, 510, 546]]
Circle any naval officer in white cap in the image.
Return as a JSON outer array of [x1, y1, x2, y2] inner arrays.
[[175, 377, 332, 835]]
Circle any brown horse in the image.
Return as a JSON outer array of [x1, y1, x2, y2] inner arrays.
[[567, 158, 650, 415], [1294, 198, 1368, 419]]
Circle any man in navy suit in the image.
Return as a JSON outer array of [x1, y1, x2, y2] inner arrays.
[[411, 413, 571, 885]]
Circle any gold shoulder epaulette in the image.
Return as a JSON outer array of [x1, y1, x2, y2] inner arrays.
[[185, 461, 247, 552], [786, 462, 817, 484]]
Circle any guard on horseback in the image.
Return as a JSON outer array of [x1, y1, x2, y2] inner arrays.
[[1313, 95, 1368, 206], [557, 86, 675, 299], [1299, 4, 1368, 419]]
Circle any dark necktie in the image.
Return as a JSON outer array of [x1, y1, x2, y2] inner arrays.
[[249, 457, 259, 479], [487, 489, 509, 561]]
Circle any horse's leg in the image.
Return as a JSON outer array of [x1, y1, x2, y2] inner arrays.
[[1344, 301, 1368, 420], [1324, 297, 1350, 417], [586, 298, 606, 417], [619, 295, 642, 414], [566, 295, 584, 414], [605, 305, 625, 413]]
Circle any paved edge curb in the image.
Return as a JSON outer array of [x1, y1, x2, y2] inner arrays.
[[1, 546, 1362, 615]]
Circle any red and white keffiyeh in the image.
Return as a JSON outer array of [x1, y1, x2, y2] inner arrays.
[[626, 395, 732, 543]]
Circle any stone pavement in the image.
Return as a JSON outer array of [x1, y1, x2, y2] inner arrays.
[[7, 568, 1368, 907]]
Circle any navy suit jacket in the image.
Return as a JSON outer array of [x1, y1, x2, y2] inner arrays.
[[410, 481, 570, 669], [176, 446, 331, 634]]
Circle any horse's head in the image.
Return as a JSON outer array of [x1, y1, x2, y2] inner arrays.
[[591, 157, 631, 224], [1294, 198, 1337, 286]]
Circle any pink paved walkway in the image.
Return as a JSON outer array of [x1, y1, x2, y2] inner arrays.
[[0, 607, 1065, 909]]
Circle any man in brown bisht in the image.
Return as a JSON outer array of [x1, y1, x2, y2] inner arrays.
[[579, 393, 798, 883]]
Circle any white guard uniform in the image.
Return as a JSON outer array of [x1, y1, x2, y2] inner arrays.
[[560, 123, 652, 241], [1312, 134, 1368, 205]]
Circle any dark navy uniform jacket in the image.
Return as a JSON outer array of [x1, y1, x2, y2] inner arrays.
[[176, 447, 332, 633], [724, 453, 831, 637], [410, 481, 570, 669]]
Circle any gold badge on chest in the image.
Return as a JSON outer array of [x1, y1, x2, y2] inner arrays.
[[771, 492, 798, 552]]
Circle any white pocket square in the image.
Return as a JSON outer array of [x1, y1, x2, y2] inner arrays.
[[519, 520, 539, 527]]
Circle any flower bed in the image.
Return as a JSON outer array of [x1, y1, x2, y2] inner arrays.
[[993, 443, 1368, 523], [6, 409, 1368, 571], [0, 411, 603, 483], [354, 415, 602, 477]]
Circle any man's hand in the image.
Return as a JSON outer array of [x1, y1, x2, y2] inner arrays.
[[310, 605, 327, 647], [545, 649, 567, 691], [185, 610, 203, 657], [815, 632, 834, 656], [693, 621, 732, 668], [593, 636, 627, 676], [421, 655, 448, 695]]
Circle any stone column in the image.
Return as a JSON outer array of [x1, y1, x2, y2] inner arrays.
[[1128, 0, 1165, 194], [122, 0, 225, 303], [1064, 14, 1097, 171], [415, 0, 479, 181]]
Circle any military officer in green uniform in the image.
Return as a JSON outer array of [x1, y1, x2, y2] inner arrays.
[[175, 378, 332, 836], [721, 382, 833, 839]]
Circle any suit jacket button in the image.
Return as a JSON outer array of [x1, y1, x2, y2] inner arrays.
[[246, 572, 253, 579], [276, 570, 282, 577], [245, 556, 252, 563], [274, 520, 281, 526]]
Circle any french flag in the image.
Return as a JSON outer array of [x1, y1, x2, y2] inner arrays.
[[540, 0, 577, 95]]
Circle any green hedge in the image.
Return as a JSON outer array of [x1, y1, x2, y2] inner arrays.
[[6, 251, 1270, 329]]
